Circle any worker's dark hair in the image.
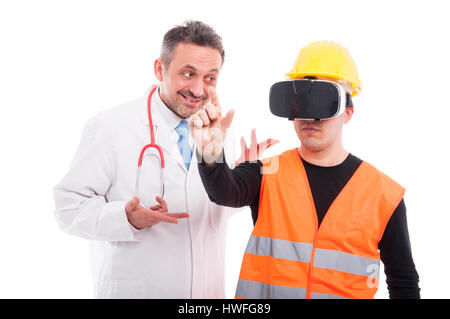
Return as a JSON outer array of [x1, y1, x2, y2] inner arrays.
[[160, 20, 225, 67]]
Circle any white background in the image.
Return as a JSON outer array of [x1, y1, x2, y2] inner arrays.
[[1, 0, 449, 298]]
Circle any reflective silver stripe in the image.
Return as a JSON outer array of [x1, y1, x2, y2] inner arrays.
[[245, 236, 313, 263], [235, 279, 307, 299], [311, 292, 349, 299], [314, 248, 380, 278]]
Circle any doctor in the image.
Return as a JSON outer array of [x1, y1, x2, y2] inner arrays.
[[53, 20, 272, 299]]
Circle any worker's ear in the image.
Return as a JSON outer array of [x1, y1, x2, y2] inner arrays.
[[343, 106, 354, 124], [154, 58, 164, 82]]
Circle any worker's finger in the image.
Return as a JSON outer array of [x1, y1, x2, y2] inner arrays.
[[251, 129, 257, 149], [205, 102, 218, 121], [125, 196, 140, 212], [197, 109, 210, 126], [240, 136, 249, 161], [234, 137, 246, 167], [257, 138, 280, 157], [155, 196, 168, 212], [266, 138, 280, 148], [240, 136, 248, 153], [208, 86, 220, 107], [249, 128, 258, 160], [220, 109, 235, 131]]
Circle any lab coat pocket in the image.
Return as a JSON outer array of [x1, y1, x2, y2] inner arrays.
[[96, 278, 146, 299], [208, 201, 228, 234]]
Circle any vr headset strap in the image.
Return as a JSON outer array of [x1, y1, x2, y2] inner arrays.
[[346, 93, 353, 108]]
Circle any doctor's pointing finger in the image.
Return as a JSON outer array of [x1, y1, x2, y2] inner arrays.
[[189, 86, 235, 164]]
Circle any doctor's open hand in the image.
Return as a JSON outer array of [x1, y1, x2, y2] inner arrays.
[[125, 196, 189, 230], [189, 86, 235, 164]]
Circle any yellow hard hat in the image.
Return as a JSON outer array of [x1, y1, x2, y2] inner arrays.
[[286, 41, 362, 96]]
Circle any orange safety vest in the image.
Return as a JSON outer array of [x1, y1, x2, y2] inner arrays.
[[236, 149, 405, 299]]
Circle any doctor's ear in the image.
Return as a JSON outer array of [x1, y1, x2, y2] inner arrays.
[[154, 58, 164, 82]]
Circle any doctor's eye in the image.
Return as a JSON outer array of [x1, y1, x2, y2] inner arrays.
[[205, 76, 216, 82], [183, 72, 194, 78]]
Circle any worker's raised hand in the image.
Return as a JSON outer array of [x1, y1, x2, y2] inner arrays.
[[125, 196, 189, 230], [235, 128, 279, 166], [189, 87, 235, 164]]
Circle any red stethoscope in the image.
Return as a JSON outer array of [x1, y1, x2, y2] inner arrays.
[[135, 85, 165, 198]]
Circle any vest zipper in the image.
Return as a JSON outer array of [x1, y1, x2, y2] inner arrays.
[[297, 148, 328, 299]]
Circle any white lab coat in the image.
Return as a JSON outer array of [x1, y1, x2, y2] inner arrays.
[[54, 87, 240, 299]]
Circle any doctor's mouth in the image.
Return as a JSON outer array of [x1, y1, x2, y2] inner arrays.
[[178, 89, 208, 108]]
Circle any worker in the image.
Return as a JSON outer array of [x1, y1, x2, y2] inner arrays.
[[191, 41, 420, 299], [53, 20, 274, 299]]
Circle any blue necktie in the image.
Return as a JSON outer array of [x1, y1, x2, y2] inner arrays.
[[175, 120, 192, 170]]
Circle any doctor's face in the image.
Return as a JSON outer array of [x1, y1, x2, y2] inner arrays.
[[154, 42, 222, 119]]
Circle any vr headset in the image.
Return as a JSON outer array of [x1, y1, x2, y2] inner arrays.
[[269, 79, 353, 121]]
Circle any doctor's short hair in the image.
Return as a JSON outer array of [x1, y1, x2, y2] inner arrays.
[[160, 20, 225, 67]]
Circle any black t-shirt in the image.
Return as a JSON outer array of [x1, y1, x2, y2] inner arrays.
[[197, 151, 420, 298], [301, 154, 362, 227]]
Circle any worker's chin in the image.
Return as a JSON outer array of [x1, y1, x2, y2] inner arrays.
[[300, 137, 326, 152]]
